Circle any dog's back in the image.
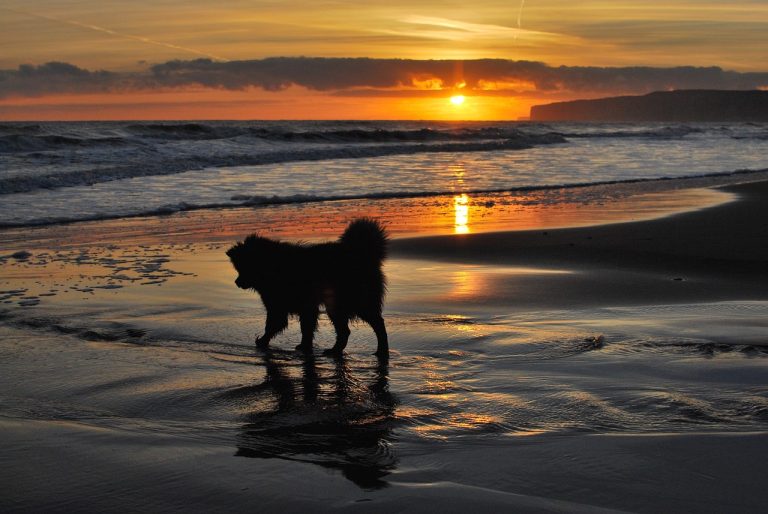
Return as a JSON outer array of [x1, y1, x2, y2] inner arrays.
[[319, 218, 388, 318]]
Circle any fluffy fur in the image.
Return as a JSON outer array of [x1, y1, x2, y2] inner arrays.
[[227, 218, 389, 356]]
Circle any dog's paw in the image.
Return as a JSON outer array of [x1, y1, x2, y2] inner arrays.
[[322, 347, 344, 357], [255, 337, 270, 349], [295, 343, 313, 353]]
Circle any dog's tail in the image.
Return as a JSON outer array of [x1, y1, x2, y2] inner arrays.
[[340, 218, 388, 264]]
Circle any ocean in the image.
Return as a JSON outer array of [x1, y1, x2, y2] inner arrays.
[[2, 120, 767, 226]]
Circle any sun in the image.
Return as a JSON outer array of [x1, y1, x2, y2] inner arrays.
[[450, 95, 465, 106]]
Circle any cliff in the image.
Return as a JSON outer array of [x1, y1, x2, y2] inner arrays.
[[530, 90, 768, 122]]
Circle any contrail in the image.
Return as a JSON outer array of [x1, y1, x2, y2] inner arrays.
[[514, 0, 526, 41], [3, 7, 229, 62]]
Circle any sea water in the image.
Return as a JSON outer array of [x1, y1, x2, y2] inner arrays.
[[1, 120, 767, 226]]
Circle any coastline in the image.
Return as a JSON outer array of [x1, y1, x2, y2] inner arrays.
[[2, 171, 763, 251]]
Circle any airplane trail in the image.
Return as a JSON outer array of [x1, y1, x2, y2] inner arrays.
[[3, 7, 229, 62], [515, 0, 526, 40]]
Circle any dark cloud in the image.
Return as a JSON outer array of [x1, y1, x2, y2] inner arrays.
[[0, 61, 122, 97], [2, 58, 767, 99]]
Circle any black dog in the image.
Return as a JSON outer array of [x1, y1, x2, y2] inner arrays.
[[227, 218, 389, 356]]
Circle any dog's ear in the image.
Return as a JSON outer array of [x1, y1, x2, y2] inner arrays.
[[243, 234, 261, 247], [227, 233, 263, 257], [226, 243, 240, 259]]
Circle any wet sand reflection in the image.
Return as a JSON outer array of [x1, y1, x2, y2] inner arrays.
[[231, 352, 397, 489]]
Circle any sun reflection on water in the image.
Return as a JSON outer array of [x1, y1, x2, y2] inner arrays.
[[450, 268, 480, 300], [454, 194, 470, 234]]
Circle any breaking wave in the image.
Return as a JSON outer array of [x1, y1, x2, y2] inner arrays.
[[0, 122, 714, 154], [0, 133, 565, 194], [558, 125, 704, 139]]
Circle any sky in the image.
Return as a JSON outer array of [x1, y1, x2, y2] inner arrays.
[[1, 0, 767, 120]]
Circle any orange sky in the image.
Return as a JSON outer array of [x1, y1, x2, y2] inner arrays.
[[0, 88, 540, 121], [1, 1, 767, 120]]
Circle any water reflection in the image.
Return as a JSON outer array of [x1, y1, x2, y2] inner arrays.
[[233, 351, 397, 489], [454, 194, 470, 234], [450, 268, 482, 300]]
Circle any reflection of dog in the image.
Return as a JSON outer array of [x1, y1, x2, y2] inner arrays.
[[234, 352, 396, 489], [227, 219, 389, 356]]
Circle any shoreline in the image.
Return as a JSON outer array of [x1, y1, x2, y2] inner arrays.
[[3, 172, 766, 252], [3, 178, 767, 313], [4, 167, 767, 229], [392, 180, 768, 270]]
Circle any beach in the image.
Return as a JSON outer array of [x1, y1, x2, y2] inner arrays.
[[4, 0, 768, 508], [2, 175, 768, 512]]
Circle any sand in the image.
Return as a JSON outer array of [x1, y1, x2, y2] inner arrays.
[[1, 179, 768, 513], [391, 181, 768, 308]]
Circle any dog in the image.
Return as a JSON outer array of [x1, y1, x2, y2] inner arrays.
[[227, 218, 389, 356]]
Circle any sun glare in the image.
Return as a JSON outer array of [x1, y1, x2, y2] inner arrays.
[[454, 194, 470, 234], [450, 95, 465, 106]]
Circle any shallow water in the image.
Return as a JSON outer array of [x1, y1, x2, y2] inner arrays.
[[2, 245, 767, 462]]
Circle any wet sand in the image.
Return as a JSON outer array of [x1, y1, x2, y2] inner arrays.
[[392, 180, 768, 309], [1, 179, 768, 513], [394, 181, 768, 272]]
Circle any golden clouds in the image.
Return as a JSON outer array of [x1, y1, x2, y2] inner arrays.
[[2, 1, 767, 71]]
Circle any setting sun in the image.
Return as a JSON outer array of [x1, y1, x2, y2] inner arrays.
[[450, 95, 466, 106]]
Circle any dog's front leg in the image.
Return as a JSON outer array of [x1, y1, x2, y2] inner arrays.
[[296, 308, 319, 352], [256, 311, 288, 349]]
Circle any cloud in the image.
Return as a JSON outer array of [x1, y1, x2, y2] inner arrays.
[[396, 15, 577, 46], [0, 62, 122, 97], [2, 57, 767, 99]]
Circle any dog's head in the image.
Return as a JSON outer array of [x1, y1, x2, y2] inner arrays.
[[226, 234, 274, 290]]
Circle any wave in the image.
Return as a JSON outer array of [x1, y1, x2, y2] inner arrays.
[[0, 123, 43, 135], [2, 167, 766, 229], [559, 125, 704, 139], [4, 122, 539, 148], [0, 121, 710, 155], [125, 122, 239, 140], [124, 123, 559, 143], [732, 133, 768, 141], [250, 126, 548, 143], [0, 134, 129, 153], [0, 133, 565, 194]]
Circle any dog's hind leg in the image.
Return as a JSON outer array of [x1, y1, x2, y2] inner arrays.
[[256, 311, 288, 349], [324, 311, 351, 356], [296, 308, 319, 352], [363, 313, 389, 358]]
